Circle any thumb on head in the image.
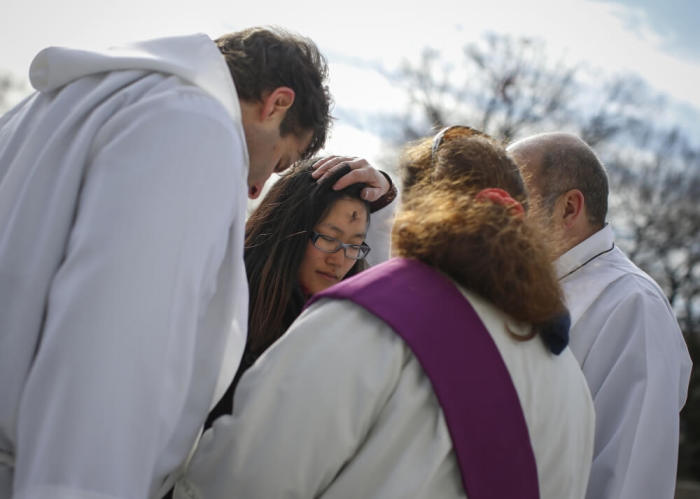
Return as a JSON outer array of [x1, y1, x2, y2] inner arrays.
[[361, 186, 382, 203]]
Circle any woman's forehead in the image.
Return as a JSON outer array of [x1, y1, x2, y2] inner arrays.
[[317, 198, 369, 231]]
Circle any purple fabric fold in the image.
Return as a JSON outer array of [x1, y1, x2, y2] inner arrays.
[[308, 257, 539, 499]]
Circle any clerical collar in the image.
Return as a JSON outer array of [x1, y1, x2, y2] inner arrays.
[[555, 224, 616, 281]]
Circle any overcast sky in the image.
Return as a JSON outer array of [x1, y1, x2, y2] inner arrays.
[[2, 0, 699, 162]]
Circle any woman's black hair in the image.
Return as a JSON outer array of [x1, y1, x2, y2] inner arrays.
[[243, 160, 370, 369], [205, 161, 371, 427]]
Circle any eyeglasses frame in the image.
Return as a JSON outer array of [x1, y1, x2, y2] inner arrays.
[[309, 231, 371, 260]]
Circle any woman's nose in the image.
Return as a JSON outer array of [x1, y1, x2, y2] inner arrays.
[[326, 248, 345, 266]]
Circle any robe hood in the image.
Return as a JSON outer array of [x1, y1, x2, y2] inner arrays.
[[28, 33, 242, 123]]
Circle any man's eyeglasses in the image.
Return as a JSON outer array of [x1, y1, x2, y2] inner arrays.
[[309, 231, 371, 260], [431, 125, 491, 164]]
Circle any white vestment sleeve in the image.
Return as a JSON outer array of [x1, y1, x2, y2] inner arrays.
[[582, 281, 687, 499], [14, 97, 242, 499], [177, 300, 406, 499], [364, 192, 396, 266]]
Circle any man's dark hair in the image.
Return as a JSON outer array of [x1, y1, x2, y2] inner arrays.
[[538, 138, 609, 228], [215, 26, 332, 158]]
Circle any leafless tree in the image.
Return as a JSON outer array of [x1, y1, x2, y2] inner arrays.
[[387, 34, 579, 143]]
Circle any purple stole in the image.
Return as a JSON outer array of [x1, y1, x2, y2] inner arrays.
[[307, 257, 540, 499]]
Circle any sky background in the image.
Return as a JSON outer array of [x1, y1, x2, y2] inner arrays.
[[2, 0, 699, 165]]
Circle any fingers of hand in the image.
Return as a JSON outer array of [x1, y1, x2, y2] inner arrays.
[[311, 156, 356, 179], [332, 166, 387, 192]]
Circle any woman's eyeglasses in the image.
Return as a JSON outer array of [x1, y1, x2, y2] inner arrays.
[[309, 231, 371, 260]]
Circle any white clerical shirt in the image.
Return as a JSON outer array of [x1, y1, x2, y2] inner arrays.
[[557, 224, 692, 499]]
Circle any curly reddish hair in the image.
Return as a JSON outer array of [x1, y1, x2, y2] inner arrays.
[[393, 134, 566, 335]]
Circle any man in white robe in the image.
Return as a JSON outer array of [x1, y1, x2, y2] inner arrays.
[[0, 28, 336, 499], [508, 132, 693, 499]]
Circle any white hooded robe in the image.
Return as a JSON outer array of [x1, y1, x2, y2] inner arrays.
[[0, 34, 248, 499]]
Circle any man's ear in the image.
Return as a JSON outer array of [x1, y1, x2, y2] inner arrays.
[[559, 189, 586, 229], [259, 87, 295, 123]]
